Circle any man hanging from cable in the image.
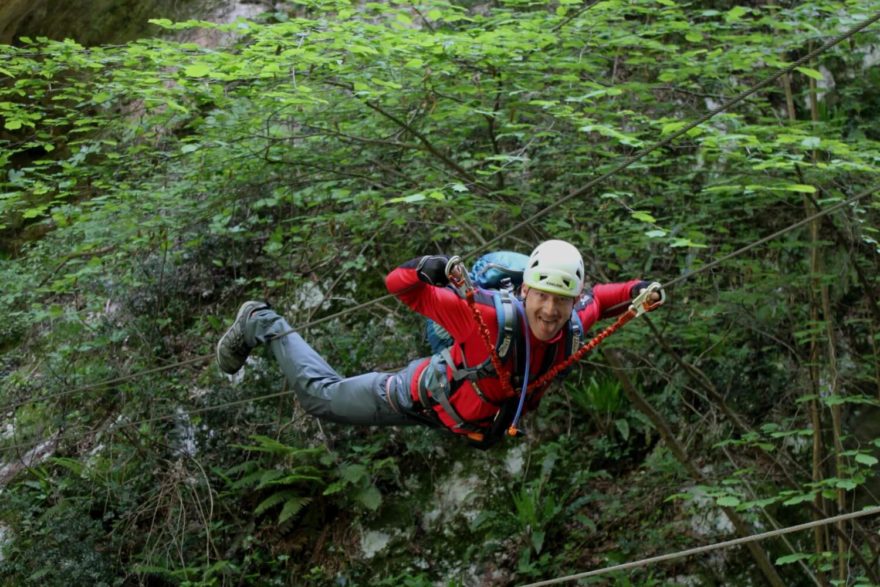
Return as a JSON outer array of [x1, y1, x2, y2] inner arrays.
[[215, 240, 664, 449]]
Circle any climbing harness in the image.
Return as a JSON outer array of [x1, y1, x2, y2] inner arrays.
[[445, 256, 664, 439]]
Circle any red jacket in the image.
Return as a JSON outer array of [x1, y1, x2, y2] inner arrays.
[[385, 259, 641, 434]]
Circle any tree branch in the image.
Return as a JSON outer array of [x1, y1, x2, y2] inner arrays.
[[324, 79, 492, 195]]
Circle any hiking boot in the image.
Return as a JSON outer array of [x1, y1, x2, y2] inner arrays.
[[216, 300, 269, 374]]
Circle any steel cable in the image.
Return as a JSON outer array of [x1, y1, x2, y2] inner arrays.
[[519, 506, 880, 587]]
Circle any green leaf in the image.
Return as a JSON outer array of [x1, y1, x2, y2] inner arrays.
[[855, 453, 879, 467], [725, 6, 749, 22], [354, 485, 382, 511], [614, 418, 630, 441], [660, 121, 687, 136], [184, 63, 213, 77], [834, 478, 859, 491], [716, 495, 741, 507], [685, 32, 703, 43], [341, 463, 368, 484], [388, 193, 426, 204], [631, 211, 656, 223], [775, 553, 810, 566], [532, 529, 546, 554], [22, 204, 49, 219], [255, 490, 295, 515], [782, 492, 815, 505], [670, 238, 707, 248], [279, 496, 312, 523], [783, 184, 816, 193], [350, 44, 379, 56], [795, 67, 824, 81], [323, 481, 344, 495]]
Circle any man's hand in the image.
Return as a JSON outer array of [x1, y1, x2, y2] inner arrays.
[[416, 255, 452, 286], [641, 288, 662, 304], [631, 280, 664, 304]]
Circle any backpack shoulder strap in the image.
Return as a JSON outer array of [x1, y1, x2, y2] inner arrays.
[[493, 290, 517, 361], [557, 307, 584, 379], [442, 290, 520, 386], [567, 307, 583, 357]]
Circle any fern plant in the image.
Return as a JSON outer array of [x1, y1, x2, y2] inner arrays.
[[224, 435, 331, 525], [568, 375, 629, 438]]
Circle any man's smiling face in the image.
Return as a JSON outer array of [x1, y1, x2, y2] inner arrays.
[[522, 285, 576, 341]]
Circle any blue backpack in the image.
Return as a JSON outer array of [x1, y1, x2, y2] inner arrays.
[[426, 251, 530, 352]]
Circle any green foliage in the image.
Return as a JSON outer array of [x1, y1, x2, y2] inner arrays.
[[567, 374, 632, 439], [2, 0, 880, 584], [0, 466, 119, 586], [226, 435, 330, 524], [223, 433, 398, 536]]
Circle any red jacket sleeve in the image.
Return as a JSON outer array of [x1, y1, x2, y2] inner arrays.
[[576, 280, 644, 330], [384, 259, 478, 341]]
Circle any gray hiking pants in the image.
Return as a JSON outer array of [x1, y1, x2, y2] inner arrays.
[[246, 307, 422, 426]]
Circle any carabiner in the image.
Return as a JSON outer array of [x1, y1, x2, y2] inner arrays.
[[445, 256, 474, 296], [630, 282, 665, 317]]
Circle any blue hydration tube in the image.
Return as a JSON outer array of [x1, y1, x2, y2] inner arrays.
[[509, 297, 531, 434]]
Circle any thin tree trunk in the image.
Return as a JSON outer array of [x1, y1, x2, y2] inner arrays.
[[783, 72, 829, 585], [873, 330, 880, 401], [807, 69, 848, 585]]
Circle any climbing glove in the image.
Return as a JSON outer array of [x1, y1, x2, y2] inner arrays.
[[416, 255, 452, 286], [630, 281, 652, 298]]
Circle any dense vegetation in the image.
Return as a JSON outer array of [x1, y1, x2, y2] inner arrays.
[[1, 0, 879, 585]]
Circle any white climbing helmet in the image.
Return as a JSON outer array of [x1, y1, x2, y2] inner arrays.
[[523, 240, 585, 298]]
